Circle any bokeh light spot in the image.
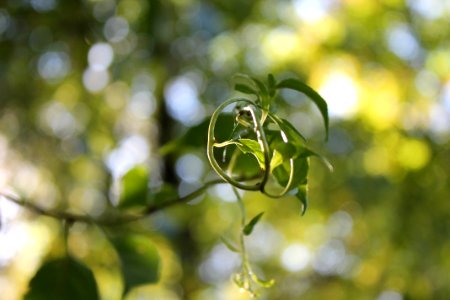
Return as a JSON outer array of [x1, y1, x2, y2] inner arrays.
[[164, 76, 205, 126], [104, 16, 129, 43], [281, 243, 311, 272], [83, 68, 110, 93], [386, 23, 420, 61], [396, 138, 430, 170], [293, 0, 336, 23], [262, 27, 300, 64], [38, 51, 71, 82], [175, 153, 205, 183], [88, 43, 114, 71], [319, 72, 359, 119]]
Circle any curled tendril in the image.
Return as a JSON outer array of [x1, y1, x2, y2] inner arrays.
[[210, 74, 330, 297], [207, 98, 295, 198]]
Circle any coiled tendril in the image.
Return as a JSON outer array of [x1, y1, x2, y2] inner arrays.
[[207, 98, 296, 198], [206, 73, 331, 297]]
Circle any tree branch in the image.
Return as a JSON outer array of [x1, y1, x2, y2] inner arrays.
[[0, 179, 224, 226]]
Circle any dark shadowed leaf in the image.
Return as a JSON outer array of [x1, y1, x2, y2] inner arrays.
[[296, 184, 308, 215], [297, 148, 333, 171], [267, 74, 276, 97], [118, 166, 149, 209], [276, 78, 329, 140], [111, 234, 160, 295], [243, 212, 264, 235], [231, 150, 263, 179], [148, 184, 177, 207], [24, 256, 99, 300], [251, 77, 270, 109], [235, 83, 258, 95], [159, 114, 235, 155]]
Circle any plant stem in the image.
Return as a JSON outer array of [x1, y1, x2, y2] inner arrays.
[[232, 187, 256, 295]]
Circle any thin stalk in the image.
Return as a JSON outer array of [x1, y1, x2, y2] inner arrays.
[[232, 187, 257, 297]]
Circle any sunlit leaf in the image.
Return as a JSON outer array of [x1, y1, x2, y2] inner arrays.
[[215, 139, 266, 170], [220, 236, 240, 253], [118, 166, 149, 209], [270, 149, 284, 170], [110, 234, 160, 295], [267, 130, 297, 170], [243, 212, 264, 235], [236, 139, 266, 169], [24, 257, 99, 300], [233, 273, 245, 288], [250, 272, 275, 288], [276, 78, 329, 140]]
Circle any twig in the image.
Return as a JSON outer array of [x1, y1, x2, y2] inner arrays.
[[0, 179, 224, 226]]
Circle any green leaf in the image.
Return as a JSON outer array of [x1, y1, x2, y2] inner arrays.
[[220, 236, 240, 253], [233, 73, 271, 109], [233, 74, 258, 90], [267, 115, 332, 171], [268, 113, 306, 148], [252, 77, 268, 95], [235, 83, 257, 95], [276, 78, 329, 140], [231, 148, 263, 179], [118, 166, 149, 209], [273, 157, 309, 190], [297, 147, 333, 171], [24, 257, 99, 300], [236, 139, 266, 169], [270, 149, 284, 170], [148, 184, 177, 207], [111, 234, 160, 295], [215, 139, 266, 170], [267, 130, 297, 170], [252, 77, 271, 109], [243, 212, 264, 235], [296, 184, 308, 215], [268, 74, 276, 91]]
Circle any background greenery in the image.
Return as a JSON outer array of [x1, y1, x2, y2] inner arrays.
[[0, 0, 449, 299]]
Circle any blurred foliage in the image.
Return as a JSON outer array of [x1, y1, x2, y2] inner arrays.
[[0, 0, 449, 299]]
